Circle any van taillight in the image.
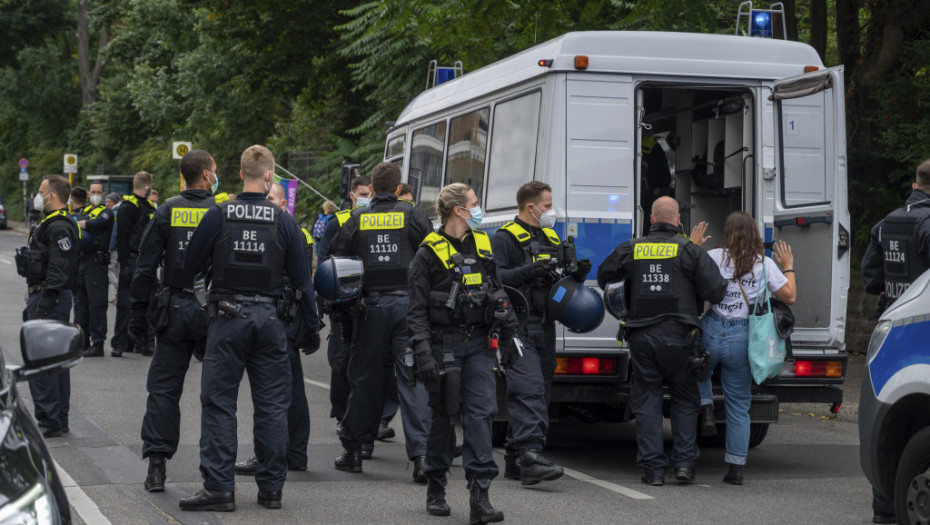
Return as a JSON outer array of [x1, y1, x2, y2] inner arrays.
[[555, 357, 616, 375], [793, 360, 842, 378]]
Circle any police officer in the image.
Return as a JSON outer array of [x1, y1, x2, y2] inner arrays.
[[112, 171, 156, 357], [490, 181, 588, 484], [597, 196, 726, 486], [129, 150, 226, 493], [235, 182, 314, 475], [327, 162, 432, 479], [72, 183, 115, 357], [17, 175, 80, 438], [861, 158, 930, 524], [408, 182, 517, 522], [318, 175, 370, 431], [180, 145, 320, 512]]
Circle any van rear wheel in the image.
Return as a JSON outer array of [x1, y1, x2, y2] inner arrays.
[[895, 427, 930, 525]]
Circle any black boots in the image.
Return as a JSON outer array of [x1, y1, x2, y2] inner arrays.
[[412, 456, 427, 484], [82, 342, 103, 357], [723, 463, 744, 485], [426, 475, 451, 516], [518, 450, 564, 486], [503, 450, 521, 480], [335, 450, 362, 473], [701, 404, 718, 437], [179, 488, 235, 512], [257, 490, 282, 509], [674, 467, 695, 484], [468, 479, 503, 524], [144, 454, 166, 492], [235, 456, 258, 476]]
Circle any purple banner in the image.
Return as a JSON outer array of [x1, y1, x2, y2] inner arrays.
[[280, 178, 298, 216]]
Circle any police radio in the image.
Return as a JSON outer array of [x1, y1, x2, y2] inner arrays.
[[339, 161, 362, 210]]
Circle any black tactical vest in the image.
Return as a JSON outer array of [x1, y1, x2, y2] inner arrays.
[[25, 210, 79, 286], [350, 200, 417, 292], [421, 231, 496, 327], [122, 195, 154, 259], [163, 193, 217, 290], [75, 204, 110, 255], [627, 235, 698, 319], [880, 201, 930, 300], [211, 200, 285, 292], [499, 221, 561, 317]]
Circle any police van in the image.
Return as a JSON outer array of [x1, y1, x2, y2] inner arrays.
[[860, 270, 930, 525], [384, 31, 850, 445]]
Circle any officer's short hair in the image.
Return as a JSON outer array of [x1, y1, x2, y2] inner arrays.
[[240, 145, 275, 181], [516, 181, 552, 211], [917, 159, 930, 192], [179, 150, 214, 185], [133, 171, 153, 191], [350, 176, 370, 192], [71, 186, 87, 206], [397, 183, 413, 198], [371, 162, 402, 195], [45, 175, 71, 204]]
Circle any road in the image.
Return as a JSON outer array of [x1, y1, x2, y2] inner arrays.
[[0, 224, 876, 525]]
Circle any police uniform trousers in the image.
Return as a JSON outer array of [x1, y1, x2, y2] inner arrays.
[[339, 294, 429, 459], [26, 290, 73, 434], [111, 259, 135, 352], [284, 320, 311, 469], [423, 336, 498, 482], [628, 321, 700, 475], [505, 318, 555, 452], [72, 255, 109, 347], [327, 316, 351, 421], [140, 293, 208, 460], [199, 302, 290, 493]]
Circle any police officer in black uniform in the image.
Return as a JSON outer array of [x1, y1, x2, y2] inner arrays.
[[129, 150, 227, 493], [408, 182, 517, 522], [72, 183, 115, 357], [17, 175, 80, 438], [491, 181, 588, 484], [180, 145, 320, 512], [328, 162, 432, 478], [861, 158, 930, 524], [112, 171, 156, 357], [235, 182, 314, 475], [597, 196, 727, 486]]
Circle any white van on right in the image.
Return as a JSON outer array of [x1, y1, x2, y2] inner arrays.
[[859, 269, 930, 524]]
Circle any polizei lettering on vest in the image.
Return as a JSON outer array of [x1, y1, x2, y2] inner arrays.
[[633, 242, 679, 260], [226, 203, 274, 222], [360, 212, 405, 230]]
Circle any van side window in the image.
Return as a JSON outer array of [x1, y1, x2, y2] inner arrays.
[[409, 122, 447, 218], [386, 134, 405, 159], [779, 90, 832, 206], [486, 92, 541, 211], [445, 108, 490, 201]]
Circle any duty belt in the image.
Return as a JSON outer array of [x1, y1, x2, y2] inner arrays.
[[211, 293, 278, 305], [364, 290, 409, 298], [431, 324, 487, 345], [27, 284, 43, 295]]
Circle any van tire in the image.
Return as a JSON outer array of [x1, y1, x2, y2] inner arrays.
[[895, 427, 930, 525], [491, 421, 508, 447], [695, 423, 769, 448]]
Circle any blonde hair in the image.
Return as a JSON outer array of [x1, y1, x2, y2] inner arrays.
[[240, 145, 274, 181], [436, 183, 472, 224]]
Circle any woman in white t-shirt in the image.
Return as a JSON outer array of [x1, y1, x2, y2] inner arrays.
[[695, 211, 796, 486]]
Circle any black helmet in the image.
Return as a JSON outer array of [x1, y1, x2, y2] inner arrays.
[[603, 279, 630, 320], [547, 276, 605, 333], [314, 257, 364, 303]]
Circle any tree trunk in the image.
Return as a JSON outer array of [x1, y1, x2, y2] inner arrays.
[[780, 0, 800, 41], [836, 0, 863, 83], [76, 0, 107, 109], [809, 0, 827, 61]]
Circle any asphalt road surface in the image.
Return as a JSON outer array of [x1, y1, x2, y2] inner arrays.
[[0, 224, 876, 525]]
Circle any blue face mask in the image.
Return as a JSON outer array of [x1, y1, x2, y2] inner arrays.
[[355, 195, 371, 207], [206, 170, 219, 195], [464, 206, 483, 230]]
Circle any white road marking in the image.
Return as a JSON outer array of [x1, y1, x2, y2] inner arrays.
[[0, 257, 11, 264], [303, 378, 331, 390], [53, 459, 114, 525]]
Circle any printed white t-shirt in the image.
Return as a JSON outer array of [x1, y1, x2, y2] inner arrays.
[[707, 248, 789, 320]]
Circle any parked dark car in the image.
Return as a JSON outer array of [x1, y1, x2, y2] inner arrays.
[[0, 320, 83, 524], [0, 202, 7, 230]]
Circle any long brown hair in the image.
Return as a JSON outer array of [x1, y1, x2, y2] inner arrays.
[[722, 211, 764, 280]]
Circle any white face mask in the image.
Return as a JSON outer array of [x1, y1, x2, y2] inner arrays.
[[534, 206, 557, 229], [34, 193, 47, 212], [89, 194, 102, 206]]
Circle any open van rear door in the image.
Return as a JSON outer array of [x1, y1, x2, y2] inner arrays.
[[771, 66, 849, 351]]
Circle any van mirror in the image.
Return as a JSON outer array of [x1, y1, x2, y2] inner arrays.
[[12, 320, 82, 382]]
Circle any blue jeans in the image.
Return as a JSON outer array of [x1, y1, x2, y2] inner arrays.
[[698, 311, 751, 466]]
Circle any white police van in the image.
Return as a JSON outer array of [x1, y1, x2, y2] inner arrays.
[[385, 31, 850, 445], [860, 270, 930, 524]]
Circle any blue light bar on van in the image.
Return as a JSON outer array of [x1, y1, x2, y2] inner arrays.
[[750, 10, 773, 37], [436, 67, 457, 85]]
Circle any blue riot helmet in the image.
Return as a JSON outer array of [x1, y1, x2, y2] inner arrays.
[[313, 256, 364, 303], [547, 276, 605, 333], [77, 227, 94, 251], [603, 279, 630, 320]]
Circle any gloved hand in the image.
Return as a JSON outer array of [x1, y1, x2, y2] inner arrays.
[[413, 340, 441, 392], [119, 264, 133, 286], [571, 259, 593, 282], [499, 338, 519, 367], [128, 306, 148, 343], [528, 258, 557, 278], [300, 330, 321, 355]]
